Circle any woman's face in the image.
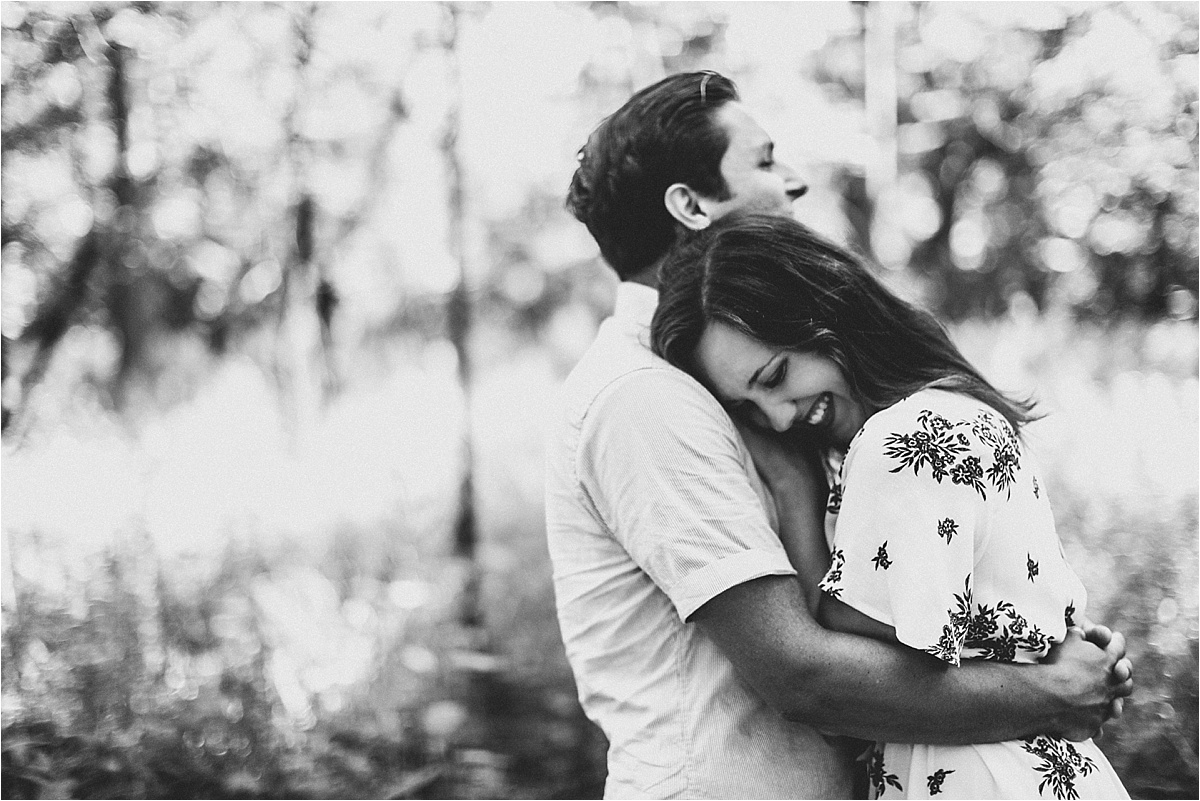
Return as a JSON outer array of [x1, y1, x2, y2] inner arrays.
[[694, 321, 869, 449]]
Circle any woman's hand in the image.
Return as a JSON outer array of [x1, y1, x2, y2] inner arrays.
[[736, 419, 830, 611], [736, 419, 827, 500]]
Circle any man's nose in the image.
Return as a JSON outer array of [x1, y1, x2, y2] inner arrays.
[[781, 163, 808, 200]]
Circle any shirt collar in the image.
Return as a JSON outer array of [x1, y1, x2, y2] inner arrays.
[[613, 281, 659, 329]]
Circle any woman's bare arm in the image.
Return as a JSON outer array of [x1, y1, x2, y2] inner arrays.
[[737, 421, 830, 612], [819, 593, 901, 644]]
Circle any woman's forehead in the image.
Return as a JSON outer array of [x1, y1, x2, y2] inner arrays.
[[694, 322, 773, 398]]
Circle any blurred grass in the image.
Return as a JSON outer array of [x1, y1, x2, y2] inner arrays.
[[2, 317, 1196, 799]]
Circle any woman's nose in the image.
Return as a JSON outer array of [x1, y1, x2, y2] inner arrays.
[[762, 402, 794, 433]]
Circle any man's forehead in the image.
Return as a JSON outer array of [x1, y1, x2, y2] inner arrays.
[[717, 103, 771, 150]]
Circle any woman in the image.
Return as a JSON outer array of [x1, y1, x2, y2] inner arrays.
[[650, 212, 1129, 800]]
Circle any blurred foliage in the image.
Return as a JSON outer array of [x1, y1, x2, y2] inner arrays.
[[951, 313, 1198, 799], [2, 1, 429, 427], [801, 3, 1200, 320], [3, 3, 1196, 423], [1, 534, 606, 799], [1, 2, 1197, 799]]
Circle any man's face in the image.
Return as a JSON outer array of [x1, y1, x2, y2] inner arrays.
[[701, 102, 808, 220]]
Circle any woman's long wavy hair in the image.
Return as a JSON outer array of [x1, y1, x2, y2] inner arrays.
[[650, 213, 1038, 432]]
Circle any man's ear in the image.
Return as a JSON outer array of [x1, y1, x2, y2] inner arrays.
[[664, 183, 713, 231]]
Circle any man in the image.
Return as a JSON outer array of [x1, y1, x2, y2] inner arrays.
[[545, 71, 1131, 799]]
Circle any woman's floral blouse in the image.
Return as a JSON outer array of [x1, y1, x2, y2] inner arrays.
[[819, 389, 1128, 800]]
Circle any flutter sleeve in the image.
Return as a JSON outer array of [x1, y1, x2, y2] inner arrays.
[[818, 398, 989, 666]]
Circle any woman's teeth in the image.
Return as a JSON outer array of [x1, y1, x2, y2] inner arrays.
[[803, 393, 833, 427]]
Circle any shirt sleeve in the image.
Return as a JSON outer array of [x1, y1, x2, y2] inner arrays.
[[579, 367, 795, 621], [819, 403, 985, 666]]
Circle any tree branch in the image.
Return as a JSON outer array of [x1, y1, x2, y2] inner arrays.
[[1, 104, 85, 153]]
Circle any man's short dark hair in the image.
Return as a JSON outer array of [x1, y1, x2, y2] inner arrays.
[[566, 72, 739, 280]]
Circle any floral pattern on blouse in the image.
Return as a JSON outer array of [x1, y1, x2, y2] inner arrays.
[[1022, 735, 1097, 800], [822, 547, 846, 599], [926, 768, 955, 796], [882, 408, 1024, 501], [827, 481, 843, 515], [867, 745, 904, 797], [817, 390, 1127, 800], [819, 390, 1080, 667]]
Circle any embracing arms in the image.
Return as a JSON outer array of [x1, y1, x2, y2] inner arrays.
[[694, 571, 1130, 744], [716, 424, 1132, 745], [585, 372, 1130, 746]]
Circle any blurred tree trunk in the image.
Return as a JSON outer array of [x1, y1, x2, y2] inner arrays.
[[100, 35, 169, 690], [862, 1, 899, 237], [8, 231, 103, 437], [275, 5, 328, 441], [441, 2, 481, 628], [4, 13, 124, 437], [102, 41, 142, 405]]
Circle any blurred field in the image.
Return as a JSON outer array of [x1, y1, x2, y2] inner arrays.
[[2, 314, 1196, 799]]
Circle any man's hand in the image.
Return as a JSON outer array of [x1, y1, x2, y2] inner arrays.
[[1081, 620, 1134, 721], [1042, 627, 1134, 741]]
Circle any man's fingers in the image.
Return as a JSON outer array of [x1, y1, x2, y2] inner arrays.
[[1104, 630, 1127, 663], [1083, 621, 1113, 648], [1101, 696, 1125, 730], [1113, 656, 1133, 684], [1059, 726, 1091, 743]]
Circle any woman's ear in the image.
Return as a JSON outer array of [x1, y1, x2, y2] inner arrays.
[[664, 183, 712, 231]]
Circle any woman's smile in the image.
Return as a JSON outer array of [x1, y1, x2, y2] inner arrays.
[[694, 322, 870, 449], [801, 392, 834, 428]]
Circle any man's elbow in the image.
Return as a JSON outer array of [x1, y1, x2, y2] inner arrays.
[[757, 663, 845, 730], [776, 695, 825, 726]]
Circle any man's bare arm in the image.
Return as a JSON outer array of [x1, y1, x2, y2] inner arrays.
[[734, 423, 1132, 743], [692, 573, 1131, 745], [818, 592, 1132, 729]]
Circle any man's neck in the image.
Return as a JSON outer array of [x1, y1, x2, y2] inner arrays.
[[624, 260, 663, 290]]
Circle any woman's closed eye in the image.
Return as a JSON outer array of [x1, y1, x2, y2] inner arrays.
[[760, 359, 787, 389]]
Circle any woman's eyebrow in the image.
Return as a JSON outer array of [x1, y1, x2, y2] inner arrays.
[[747, 356, 775, 388]]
